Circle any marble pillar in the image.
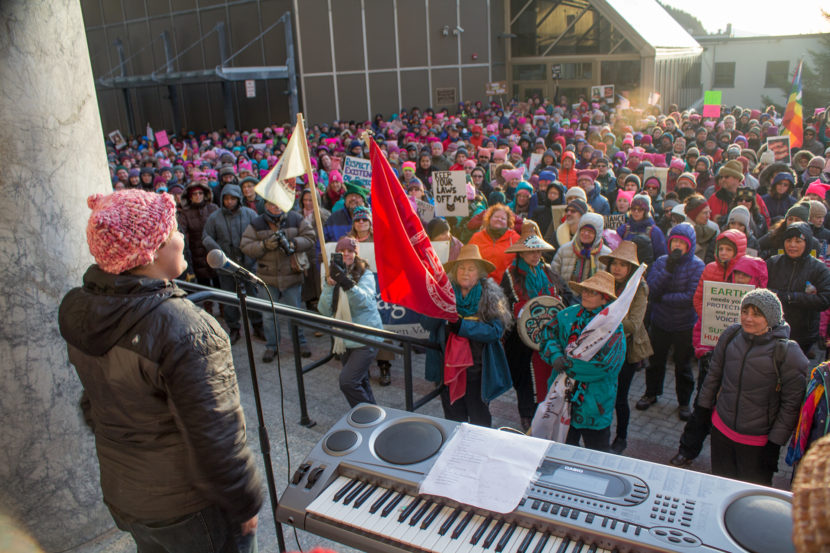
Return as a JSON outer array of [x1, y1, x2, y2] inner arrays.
[[0, 0, 114, 550]]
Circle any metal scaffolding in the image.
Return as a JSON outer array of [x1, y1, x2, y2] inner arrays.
[[95, 11, 299, 134]]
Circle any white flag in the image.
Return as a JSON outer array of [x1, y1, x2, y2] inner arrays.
[[255, 121, 306, 212], [566, 263, 646, 360]]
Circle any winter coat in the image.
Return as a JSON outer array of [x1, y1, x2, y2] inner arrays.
[[540, 304, 627, 430], [467, 228, 521, 284], [559, 152, 578, 189], [58, 266, 263, 524], [585, 183, 611, 215], [420, 279, 513, 403], [323, 206, 355, 243], [202, 185, 258, 269], [552, 213, 611, 283], [693, 229, 748, 316], [178, 185, 219, 280], [318, 265, 383, 349], [240, 211, 316, 291], [761, 193, 797, 221], [621, 280, 653, 363], [647, 223, 705, 331], [530, 182, 566, 237], [617, 216, 668, 259], [698, 323, 808, 446], [766, 229, 830, 346]]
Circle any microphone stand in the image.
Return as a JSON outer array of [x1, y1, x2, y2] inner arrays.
[[234, 277, 287, 553]]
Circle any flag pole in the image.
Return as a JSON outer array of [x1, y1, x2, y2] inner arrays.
[[296, 113, 330, 282]]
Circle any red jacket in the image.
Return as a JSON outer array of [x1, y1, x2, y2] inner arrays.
[[559, 151, 578, 189], [693, 228, 747, 317]]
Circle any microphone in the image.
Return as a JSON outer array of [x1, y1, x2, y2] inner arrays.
[[206, 249, 264, 285]]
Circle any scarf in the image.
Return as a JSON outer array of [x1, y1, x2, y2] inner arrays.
[[571, 239, 602, 282], [263, 210, 281, 226], [517, 258, 552, 298], [453, 281, 482, 317]]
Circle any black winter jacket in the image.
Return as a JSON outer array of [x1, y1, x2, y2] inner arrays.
[[766, 246, 830, 346], [58, 266, 263, 524], [698, 323, 807, 445]]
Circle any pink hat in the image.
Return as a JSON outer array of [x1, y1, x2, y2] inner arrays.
[[670, 157, 686, 171], [86, 190, 177, 275], [492, 149, 507, 162], [576, 169, 598, 183], [616, 190, 635, 205], [502, 168, 524, 181], [511, 145, 522, 155], [402, 161, 416, 172], [464, 159, 476, 169]]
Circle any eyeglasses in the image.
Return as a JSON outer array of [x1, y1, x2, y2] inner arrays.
[[629, 206, 645, 212], [355, 218, 370, 223]]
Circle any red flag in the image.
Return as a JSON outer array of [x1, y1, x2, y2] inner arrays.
[[369, 139, 457, 319]]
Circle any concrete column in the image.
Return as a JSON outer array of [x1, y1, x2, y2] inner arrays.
[[0, 1, 113, 551]]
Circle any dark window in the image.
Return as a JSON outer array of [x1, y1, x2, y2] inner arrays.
[[713, 62, 735, 88], [764, 60, 789, 88], [682, 61, 701, 88]]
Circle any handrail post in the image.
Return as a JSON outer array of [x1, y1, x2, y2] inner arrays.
[[291, 321, 315, 427], [403, 342, 414, 412]]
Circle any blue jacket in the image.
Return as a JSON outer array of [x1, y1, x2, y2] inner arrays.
[[420, 315, 512, 403], [617, 216, 668, 259], [540, 304, 626, 430], [323, 207, 354, 243], [647, 223, 705, 331], [586, 183, 610, 215], [319, 268, 383, 349]]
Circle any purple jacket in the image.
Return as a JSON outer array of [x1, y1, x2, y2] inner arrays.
[[647, 223, 705, 331]]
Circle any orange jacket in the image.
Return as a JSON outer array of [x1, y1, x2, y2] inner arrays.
[[468, 228, 520, 284], [559, 151, 578, 189]]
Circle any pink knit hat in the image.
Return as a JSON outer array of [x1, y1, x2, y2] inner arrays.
[[86, 189, 177, 274]]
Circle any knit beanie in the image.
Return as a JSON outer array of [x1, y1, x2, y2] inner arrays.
[[809, 156, 826, 171], [810, 200, 828, 220], [717, 160, 744, 180], [565, 186, 587, 202], [677, 172, 697, 188], [352, 205, 371, 221], [567, 198, 589, 216], [86, 189, 177, 275], [741, 288, 784, 327], [685, 195, 708, 220], [616, 190, 635, 206], [402, 161, 416, 172], [335, 236, 358, 252], [785, 202, 810, 223], [686, 146, 700, 157], [631, 194, 652, 213], [727, 205, 751, 229], [623, 174, 641, 190]]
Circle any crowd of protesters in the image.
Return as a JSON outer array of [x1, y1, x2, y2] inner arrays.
[[103, 94, 830, 487]]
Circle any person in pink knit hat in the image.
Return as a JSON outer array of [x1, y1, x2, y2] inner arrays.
[[58, 189, 263, 552]]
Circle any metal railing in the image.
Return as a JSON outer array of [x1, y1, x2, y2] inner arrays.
[[174, 281, 441, 426]]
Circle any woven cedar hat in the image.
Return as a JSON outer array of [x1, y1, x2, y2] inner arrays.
[[599, 240, 640, 270], [444, 244, 496, 275], [792, 434, 830, 552], [568, 270, 617, 300], [505, 220, 555, 253]]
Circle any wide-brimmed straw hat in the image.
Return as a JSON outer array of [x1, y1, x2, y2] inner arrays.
[[505, 220, 555, 253], [444, 244, 496, 275], [599, 240, 639, 270], [568, 271, 617, 300]]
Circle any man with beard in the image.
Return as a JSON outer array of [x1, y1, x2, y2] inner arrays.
[[324, 183, 369, 243]]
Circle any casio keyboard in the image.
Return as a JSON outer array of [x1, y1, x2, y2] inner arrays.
[[278, 405, 795, 553]]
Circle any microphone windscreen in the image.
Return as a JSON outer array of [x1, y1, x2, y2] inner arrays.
[[206, 249, 227, 269]]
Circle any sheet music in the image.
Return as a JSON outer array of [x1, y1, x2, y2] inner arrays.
[[419, 423, 549, 514]]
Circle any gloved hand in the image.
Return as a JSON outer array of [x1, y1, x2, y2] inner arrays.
[[333, 270, 354, 290], [263, 234, 280, 250], [762, 441, 781, 473], [447, 318, 463, 335], [551, 356, 568, 373], [665, 249, 683, 272]]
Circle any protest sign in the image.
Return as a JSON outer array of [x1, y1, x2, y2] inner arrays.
[[603, 85, 615, 104], [767, 136, 791, 165], [551, 64, 561, 79], [701, 281, 755, 346], [245, 80, 256, 98], [551, 205, 566, 227], [604, 214, 626, 232], [108, 130, 126, 150], [155, 130, 169, 148], [415, 199, 435, 222], [343, 155, 372, 187], [432, 171, 468, 217], [702, 91, 722, 118], [528, 153, 543, 175], [647, 91, 661, 106], [486, 81, 507, 95], [643, 166, 669, 195]]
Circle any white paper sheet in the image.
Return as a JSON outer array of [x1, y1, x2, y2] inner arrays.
[[418, 424, 549, 514]]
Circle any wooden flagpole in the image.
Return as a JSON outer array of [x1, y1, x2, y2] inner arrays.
[[296, 113, 330, 283]]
